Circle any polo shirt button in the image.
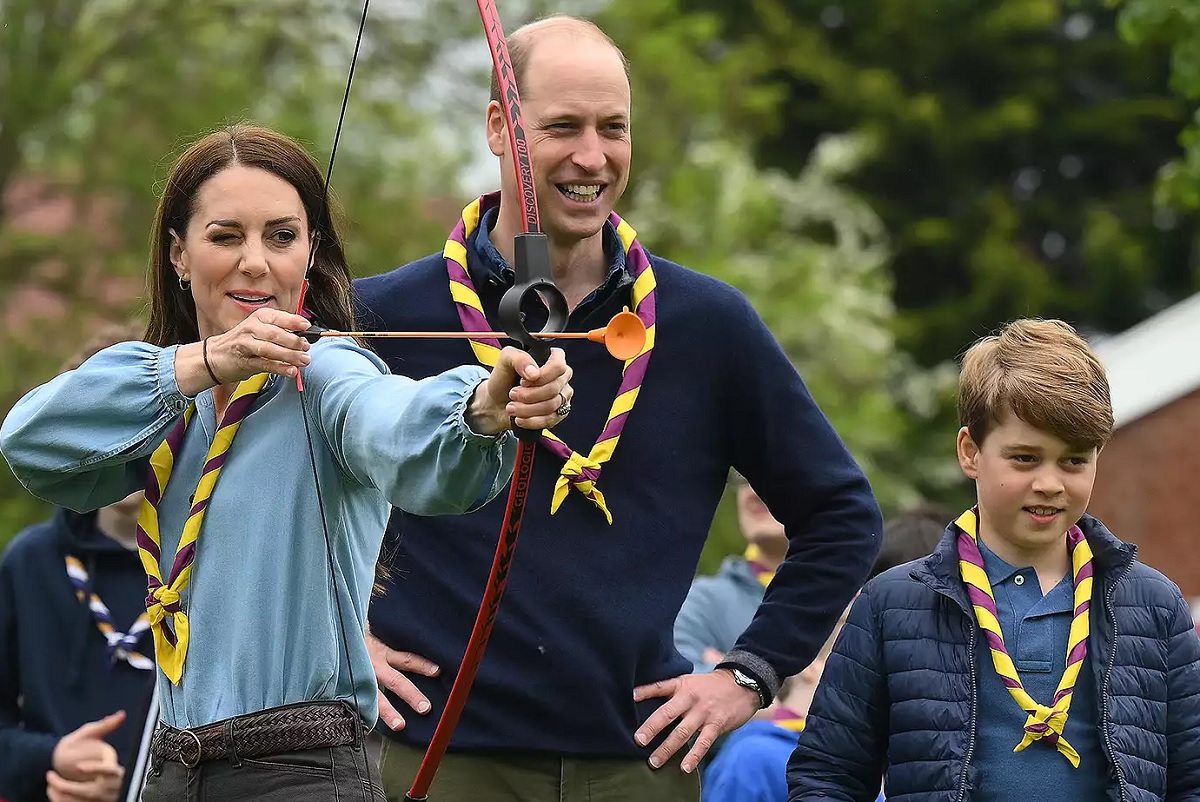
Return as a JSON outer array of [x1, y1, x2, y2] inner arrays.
[[1014, 574, 1025, 586]]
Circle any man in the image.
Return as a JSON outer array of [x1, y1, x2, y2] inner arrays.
[[674, 474, 788, 674], [0, 323, 156, 802], [355, 15, 882, 802]]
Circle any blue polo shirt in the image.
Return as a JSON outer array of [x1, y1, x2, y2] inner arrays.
[[972, 537, 1106, 801]]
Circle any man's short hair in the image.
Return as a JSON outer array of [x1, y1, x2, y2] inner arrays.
[[958, 318, 1113, 452], [489, 15, 630, 103]]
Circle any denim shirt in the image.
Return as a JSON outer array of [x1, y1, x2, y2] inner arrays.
[[0, 338, 515, 729]]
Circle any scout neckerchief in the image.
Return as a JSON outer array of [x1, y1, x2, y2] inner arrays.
[[444, 191, 656, 523], [134, 372, 269, 684], [955, 507, 1094, 767], [65, 555, 153, 670], [744, 544, 776, 587], [770, 704, 806, 732]]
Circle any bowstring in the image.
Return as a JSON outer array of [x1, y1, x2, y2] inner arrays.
[[297, 0, 372, 714]]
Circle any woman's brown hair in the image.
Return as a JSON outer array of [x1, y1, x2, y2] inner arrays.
[[142, 124, 392, 591], [144, 123, 354, 346]]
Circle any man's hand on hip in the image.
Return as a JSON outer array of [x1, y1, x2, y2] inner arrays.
[[632, 669, 760, 774]]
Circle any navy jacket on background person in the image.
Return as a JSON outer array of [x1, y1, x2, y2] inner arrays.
[[786, 515, 1200, 802], [0, 509, 155, 802], [355, 204, 883, 758]]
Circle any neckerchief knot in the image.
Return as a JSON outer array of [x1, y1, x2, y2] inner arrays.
[[135, 371, 269, 684], [551, 451, 611, 522], [65, 555, 153, 671], [148, 585, 181, 611]]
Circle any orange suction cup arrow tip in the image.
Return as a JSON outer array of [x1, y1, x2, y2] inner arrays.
[[587, 309, 646, 361]]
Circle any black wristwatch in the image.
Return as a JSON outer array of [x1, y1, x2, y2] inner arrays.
[[724, 667, 768, 709]]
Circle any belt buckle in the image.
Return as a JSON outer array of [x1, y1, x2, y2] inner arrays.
[[177, 729, 202, 769]]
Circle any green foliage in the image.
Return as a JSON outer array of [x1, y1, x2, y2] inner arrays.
[[625, 133, 962, 571], [0, 0, 475, 550], [1118, 0, 1200, 215], [646, 0, 1197, 367]]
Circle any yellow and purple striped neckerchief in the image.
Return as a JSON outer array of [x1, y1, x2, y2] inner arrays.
[[443, 192, 656, 523], [955, 507, 1094, 767], [744, 545, 776, 587], [65, 555, 153, 671], [770, 704, 805, 732], [134, 372, 269, 684]]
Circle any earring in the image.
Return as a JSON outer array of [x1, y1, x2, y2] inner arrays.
[[179, 276, 190, 290]]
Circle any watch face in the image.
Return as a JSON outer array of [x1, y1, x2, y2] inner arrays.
[[730, 669, 766, 708]]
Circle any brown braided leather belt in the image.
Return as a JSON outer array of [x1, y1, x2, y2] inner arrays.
[[151, 701, 359, 768]]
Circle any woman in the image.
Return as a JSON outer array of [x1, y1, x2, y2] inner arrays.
[[0, 124, 574, 801]]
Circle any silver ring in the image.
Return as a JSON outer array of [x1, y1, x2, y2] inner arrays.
[[555, 392, 571, 418]]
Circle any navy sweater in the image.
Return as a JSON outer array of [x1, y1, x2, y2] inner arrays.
[[355, 215, 882, 757], [0, 510, 155, 802]]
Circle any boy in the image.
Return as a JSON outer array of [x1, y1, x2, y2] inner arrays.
[[675, 472, 789, 675], [702, 604, 885, 802], [786, 318, 1200, 801], [0, 323, 155, 802]]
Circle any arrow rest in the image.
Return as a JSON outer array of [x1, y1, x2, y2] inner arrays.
[[497, 232, 568, 442], [406, 2, 572, 797]]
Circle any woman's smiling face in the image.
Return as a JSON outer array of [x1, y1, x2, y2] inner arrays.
[[170, 164, 311, 339]]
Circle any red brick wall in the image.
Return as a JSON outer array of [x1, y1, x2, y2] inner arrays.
[[1089, 387, 1200, 599]]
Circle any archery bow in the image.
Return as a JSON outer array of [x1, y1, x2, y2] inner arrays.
[[403, 2, 559, 797], [293, 2, 602, 800]]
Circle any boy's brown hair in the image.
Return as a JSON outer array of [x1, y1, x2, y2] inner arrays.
[[958, 318, 1113, 452]]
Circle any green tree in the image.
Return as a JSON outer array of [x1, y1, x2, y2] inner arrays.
[[1119, 0, 1200, 224], [625, 132, 960, 572], [0, 0, 471, 547], [621, 0, 1196, 367]]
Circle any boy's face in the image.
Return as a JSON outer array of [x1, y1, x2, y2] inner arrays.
[[957, 413, 1098, 561], [736, 485, 786, 549]]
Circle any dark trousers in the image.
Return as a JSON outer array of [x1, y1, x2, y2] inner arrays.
[[140, 703, 385, 802], [142, 743, 384, 801], [378, 740, 701, 802]]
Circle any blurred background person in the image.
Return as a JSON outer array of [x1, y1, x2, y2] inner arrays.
[[676, 494, 953, 787], [0, 323, 153, 802], [674, 472, 788, 673], [699, 604, 885, 802], [869, 504, 957, 580]]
